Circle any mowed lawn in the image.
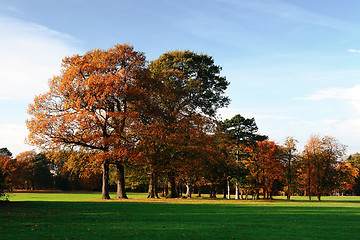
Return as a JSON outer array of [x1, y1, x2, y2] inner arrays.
[[1, 193, 360, 239]]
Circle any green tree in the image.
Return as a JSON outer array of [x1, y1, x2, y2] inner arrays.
[[149, 50, 230, 117], [221, 114, 267, 199], [0, 148, 12, 158], [146, 50, 230, 198], [347, 153, 360, 169], [222, 115, 267, 146]]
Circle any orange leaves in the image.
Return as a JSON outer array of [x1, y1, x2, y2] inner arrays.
[[301, 135, 347, 198], [27, 44, 155, 158], [242, 140, 283, 197]]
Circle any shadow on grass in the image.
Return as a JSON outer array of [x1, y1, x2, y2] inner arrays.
[[1, 200, 360, 239]]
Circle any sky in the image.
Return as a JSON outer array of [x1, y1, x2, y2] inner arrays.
[[1, 0, 360, 157]]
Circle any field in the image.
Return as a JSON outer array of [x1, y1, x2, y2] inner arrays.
[[1, 193, 360, 239]]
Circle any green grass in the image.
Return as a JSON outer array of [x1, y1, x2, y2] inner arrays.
[[2, 193, 360, 239]]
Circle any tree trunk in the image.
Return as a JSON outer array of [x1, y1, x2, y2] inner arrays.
[[102, 162, 111, 199], [166, 172, 178, 198], [287, 194, 291, 201], [147, 171, 159, 198], [317, 194, 321, 201], [186, 183, 192, 198], [223, 180, 227, 198], [210, 185, 217, 198], [253, 190, 259, 200], [198, 185, 202, 198], [115, 163, 128, 199], [235, 182, 239, 200], [227, 179, 231, 199], [164, 179, 168, 197], [240, 189, 244, 200]]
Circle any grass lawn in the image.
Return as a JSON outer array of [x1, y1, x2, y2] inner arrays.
[[1, 193, 360, 239]]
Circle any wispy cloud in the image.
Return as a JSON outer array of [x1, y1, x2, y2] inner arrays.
[[301, 85, 360, 101], [216, 0, 355, 32], [0, 15, 79, 100], [0, 6, 24, 14], [0, 14, 79, 155], [299, 85, 360, 113]]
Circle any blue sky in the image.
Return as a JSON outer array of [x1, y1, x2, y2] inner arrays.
[[1, 0, 360, 156]]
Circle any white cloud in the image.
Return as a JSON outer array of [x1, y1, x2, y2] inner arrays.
[[300, 85, 360, 113], [294, 85, 360, 152], [0, 14, 79, 155], [0, 15, 78, 100], [348, 49, 360, 53]]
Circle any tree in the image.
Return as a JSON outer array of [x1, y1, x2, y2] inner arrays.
[[16, 151, 53, 190], [301, 135, 346, 201], [147, 50, 230, 198], [221, 114, 267, 199], [149, 50, 230, 117], [347, 153, 360, 169], [335, 161, 358, 195], [222, 115, 267, 147], [0, 148, 15, 199], [0, 154, 15, 200], [346, 153, 360, 194], [244, 140, 283, 200], [280, 137, 300, 200], [0, 168, 7, 200], [0, 155, 19, 191], [27, 44, 157, 199], [0, 148, 12, 158]]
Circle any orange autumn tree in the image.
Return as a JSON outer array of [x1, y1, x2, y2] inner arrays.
[[27, 44, 158, 199], [0, 155, 18, 192], [300, 135, 346, 201], [137, 114, 220, 198], [335, 161, 358, 195], [244, 140, 283, 200], [280, 137, 300, 200]]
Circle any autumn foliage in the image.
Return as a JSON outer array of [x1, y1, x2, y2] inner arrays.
[[8, 44, 355, 200]]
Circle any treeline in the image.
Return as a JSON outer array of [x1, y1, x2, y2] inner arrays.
[[1, 44, 358, 201], [0, 148, 102, 193], [1, 132, 359, 201]]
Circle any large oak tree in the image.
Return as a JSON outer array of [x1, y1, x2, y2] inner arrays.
[[27, 44, 157, 199]]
